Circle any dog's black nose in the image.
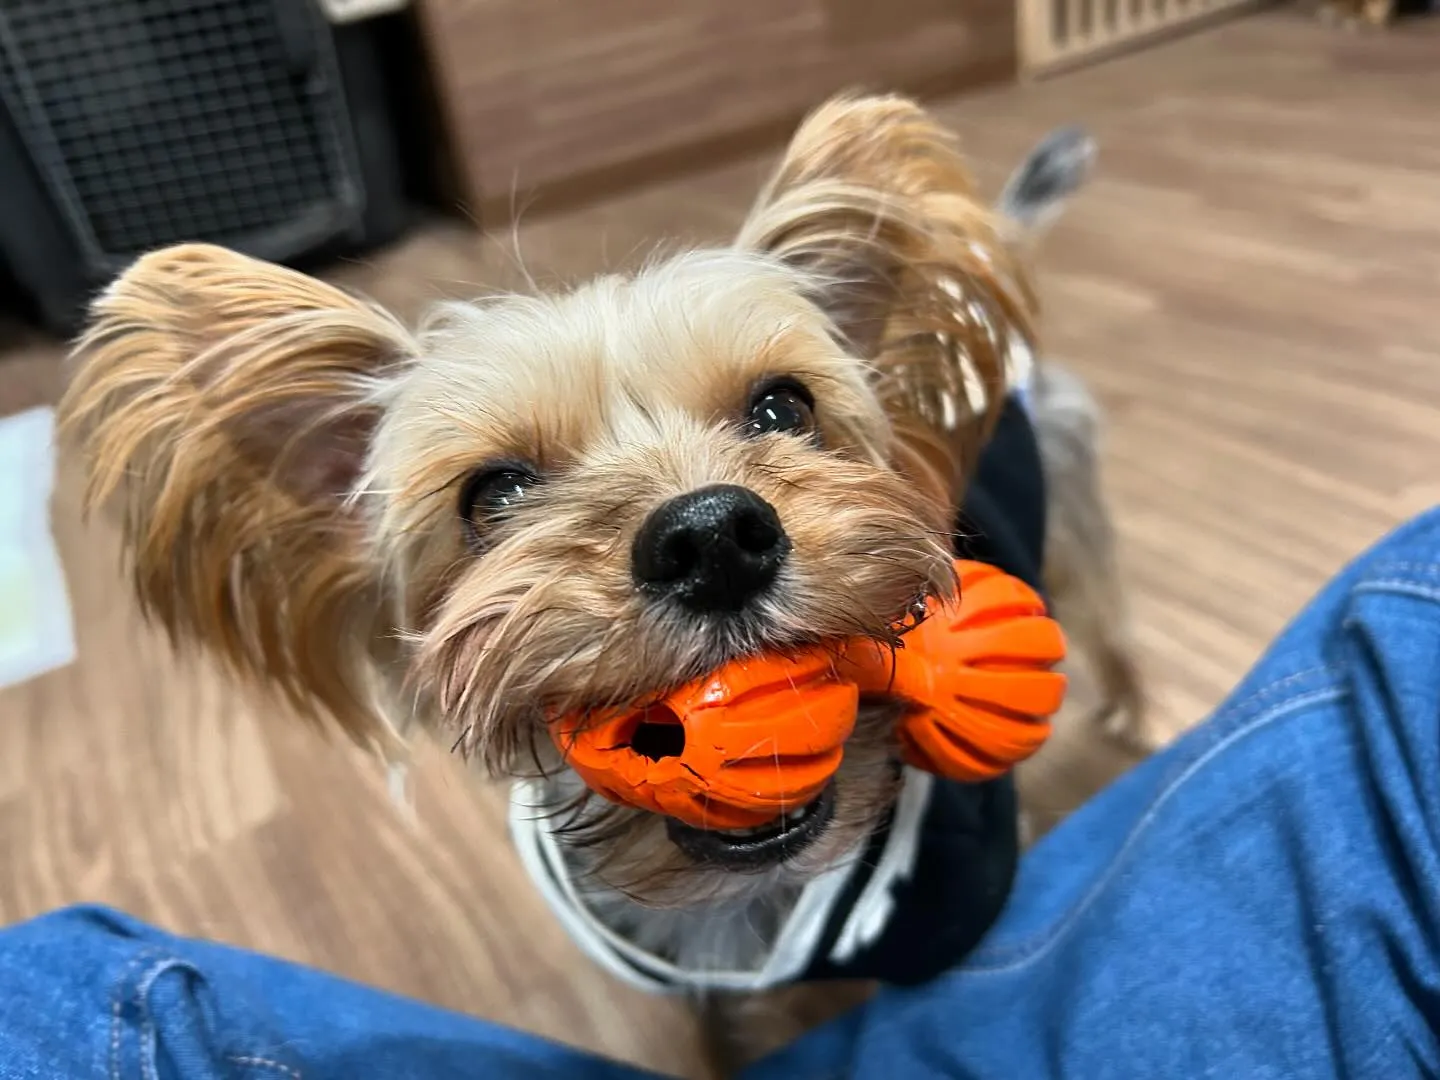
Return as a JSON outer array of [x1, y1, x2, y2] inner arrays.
[[632, 484, 789, 612]]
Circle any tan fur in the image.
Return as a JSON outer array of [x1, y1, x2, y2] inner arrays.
[[61, 246, 418, 752], [58, 94, 1139, 1070], [737, 95, 1036, 510]]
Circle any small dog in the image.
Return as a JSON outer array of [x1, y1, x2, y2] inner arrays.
[[60, 95, 1138, 1070]]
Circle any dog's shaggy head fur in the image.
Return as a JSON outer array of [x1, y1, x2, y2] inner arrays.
[[61, 96, 1053, 909]]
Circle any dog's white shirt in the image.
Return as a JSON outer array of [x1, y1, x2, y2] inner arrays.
[[509, 768, 934, 994]]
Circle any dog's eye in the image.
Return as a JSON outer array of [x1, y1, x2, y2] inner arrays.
[[745, 381, 815, 439], [460, 467, 539, 531]]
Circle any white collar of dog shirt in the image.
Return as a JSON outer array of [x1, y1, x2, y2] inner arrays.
[[508, 767, 935, 994]]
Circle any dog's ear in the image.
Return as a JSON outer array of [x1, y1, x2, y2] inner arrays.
[[736, 94, 1036, 506], [60, 243, 416, 751]]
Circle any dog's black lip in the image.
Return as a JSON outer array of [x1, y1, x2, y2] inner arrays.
[[665, 784, 836, 870]]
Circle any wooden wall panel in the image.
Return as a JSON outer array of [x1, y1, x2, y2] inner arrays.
[[414, 0, 1017, 218]]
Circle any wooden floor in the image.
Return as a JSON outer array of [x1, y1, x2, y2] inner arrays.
[[5, 11, 1440, 1077]]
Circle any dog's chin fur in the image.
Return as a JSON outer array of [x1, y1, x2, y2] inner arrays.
[[58, 94, 1137, 1057]]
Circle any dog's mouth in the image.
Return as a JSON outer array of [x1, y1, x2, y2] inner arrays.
[[664, 783, 836, 870]]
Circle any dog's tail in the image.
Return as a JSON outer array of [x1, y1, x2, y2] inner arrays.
[[997, 125, 1096, 242]]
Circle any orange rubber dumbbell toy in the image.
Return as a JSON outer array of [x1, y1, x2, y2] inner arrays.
[[552, 647, 858, 831], [842, 560, 1067, 782], [549, 560, 1067, 829]]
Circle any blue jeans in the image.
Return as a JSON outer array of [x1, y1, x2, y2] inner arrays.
[[6, 510, 1440, 1080]]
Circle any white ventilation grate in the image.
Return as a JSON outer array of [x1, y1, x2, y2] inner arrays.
[[1019, 0, 1270, 75]]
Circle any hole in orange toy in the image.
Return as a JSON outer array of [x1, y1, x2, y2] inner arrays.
[[629, 704, 686, 762]]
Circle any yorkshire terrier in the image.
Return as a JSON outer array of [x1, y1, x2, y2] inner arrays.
[[60, 95, 1140, 1072]]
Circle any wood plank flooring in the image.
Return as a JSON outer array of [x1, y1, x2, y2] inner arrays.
[[4, 11, 1440, 1077]]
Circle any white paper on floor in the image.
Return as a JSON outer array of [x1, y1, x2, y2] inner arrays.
[[0, 406, 76, 690]]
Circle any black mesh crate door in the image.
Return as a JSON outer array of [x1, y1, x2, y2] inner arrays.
[[0, 0, 365, 274]]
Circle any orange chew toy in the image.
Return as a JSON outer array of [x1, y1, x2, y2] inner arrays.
[[841, 560, 1067, 782], [552, 649, 859, 831], [550, 560, 1066, 830]]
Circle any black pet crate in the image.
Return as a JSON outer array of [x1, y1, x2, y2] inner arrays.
[[0, 0, 412, 335]]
